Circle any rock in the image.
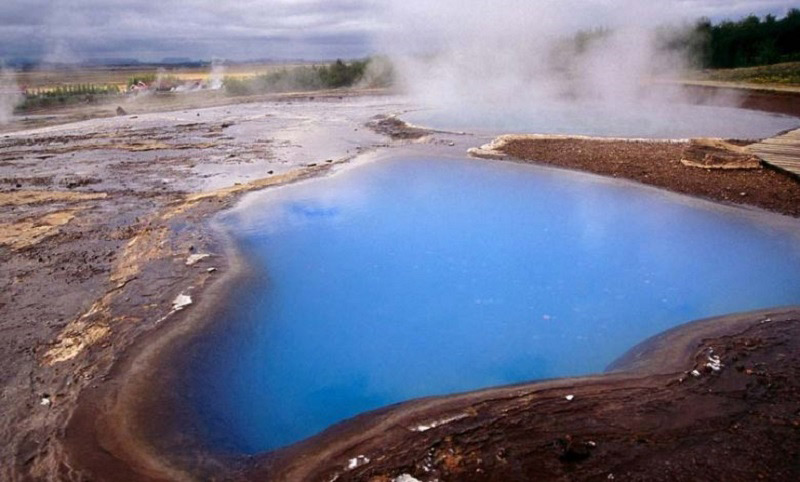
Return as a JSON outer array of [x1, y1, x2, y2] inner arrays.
[[557, 436, 593, 463], [680, 139, 762, 170], [172, 294, 192, 311], [115, 106, 127, 116], [186, 253, 210, 266], [393, 475, 422, 482], [346, 455, 370, 470], [468, 146, 506, 160]]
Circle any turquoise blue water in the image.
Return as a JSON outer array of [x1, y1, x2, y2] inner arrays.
[[185, 156, 800, 454]]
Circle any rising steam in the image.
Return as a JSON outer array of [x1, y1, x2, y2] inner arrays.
[[0, 67, 22, 125], [377, 1, 734, 133]]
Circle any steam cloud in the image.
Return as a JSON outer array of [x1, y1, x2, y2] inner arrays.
[[376, 1, 737, 133], [0, 67, 22, 125], [208, 59, 226, 91]]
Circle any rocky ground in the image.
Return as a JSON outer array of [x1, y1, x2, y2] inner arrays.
[[471, 135, 800, 218], [0, 93, 414, 480]]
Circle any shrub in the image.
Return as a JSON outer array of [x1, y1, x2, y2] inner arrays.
[[224, 57, 393, 96]]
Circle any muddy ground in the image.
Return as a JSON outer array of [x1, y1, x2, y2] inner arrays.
[[475, 136, 800, 218], [0, 86, 799, 481]]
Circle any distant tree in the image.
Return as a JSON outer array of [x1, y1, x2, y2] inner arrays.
[[699, 10, 800, 68]]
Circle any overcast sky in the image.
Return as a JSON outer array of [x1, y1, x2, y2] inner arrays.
[[0, 0, 796, 63]]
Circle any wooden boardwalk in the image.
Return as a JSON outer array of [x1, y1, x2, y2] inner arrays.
[[750, 128, 800, 178]]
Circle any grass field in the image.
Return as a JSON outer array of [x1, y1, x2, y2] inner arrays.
[[0, 62, 315, 92], [691, 61, 800, 86]]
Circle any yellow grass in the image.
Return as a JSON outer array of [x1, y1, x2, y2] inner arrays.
[[1, 62, 315, 92]]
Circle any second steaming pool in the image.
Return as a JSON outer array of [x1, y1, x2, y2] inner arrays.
[[182, 156, 800, 453]]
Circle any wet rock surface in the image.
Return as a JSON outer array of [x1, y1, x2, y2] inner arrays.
[[366, 115, 433, 140], [0, 93, 401, 480]]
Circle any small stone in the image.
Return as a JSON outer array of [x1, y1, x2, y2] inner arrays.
[[116, 106, 127, 116], [691, 369, 701, 377], [346, 455, 370, 470], [393, 476, 422, 482], [207, 267, 217, 273], [40, 396, 51, 407], [172, 294, 193, 311], [565, 394, 575, 401], [186, 253, 210, 266]]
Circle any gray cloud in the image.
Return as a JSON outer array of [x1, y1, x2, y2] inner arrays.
[[0, 0, 796, 63]]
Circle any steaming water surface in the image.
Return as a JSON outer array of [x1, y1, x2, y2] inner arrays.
[[185, 156, 800, 454], [405, 103, 799, 138]]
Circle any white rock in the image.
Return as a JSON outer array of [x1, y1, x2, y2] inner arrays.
[[411, 413, 468, 432], [706, 354, 723, 372], [172, 294, 193, 311], [346, 455, 370, 470], [691, 369, 701, 377], [565, 394, 575, 401], [40, 397, 51, 406], [186, 253, 210, 266], [393, 475, 423, 482]]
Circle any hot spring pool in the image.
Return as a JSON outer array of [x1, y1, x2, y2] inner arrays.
[[404, 102, 799, 139], [184, 156, 800, 453]]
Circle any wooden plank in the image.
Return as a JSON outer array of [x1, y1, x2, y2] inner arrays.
[[754, 150, 800, 156], [769, 162, 800, 170], [755, 145, 800, 151], [752, 129, 800, 176], [770, 164, 800, 173], [754, 141, 800, 147], [758, 155, 800, 164], [752, 144, 800, 151], [759, 151, 800, 157], [757, 139, 800, 146], [760, 159, 800, 168], [770, 162, 800, 168], [753, 147, 800, 154]]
